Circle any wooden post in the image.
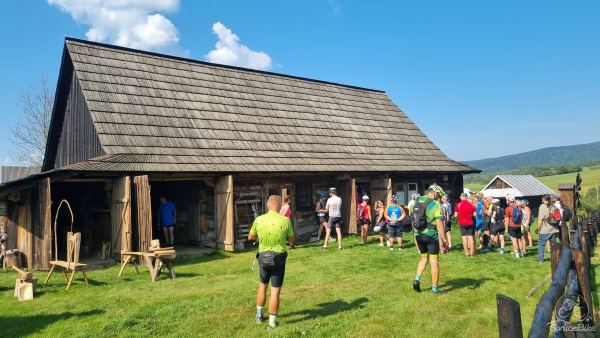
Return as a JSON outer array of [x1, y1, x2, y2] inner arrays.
[[497, 294, 523, 338], [16, 190, 32, 270], [573, 249, 594, 326], [347, 178, 357, 234], [550, 241, 561, 279], [134, 176, 153, 254], [216, 175, 234, 251], [111, 176, 131, 254], [38, 178, 52, 270]]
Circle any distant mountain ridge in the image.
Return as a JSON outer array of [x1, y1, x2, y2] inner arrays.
[[464, 141, 600, 173]]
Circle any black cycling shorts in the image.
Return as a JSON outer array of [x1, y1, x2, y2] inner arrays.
[[444, 221, 452, 232], [358, 219, 370, 226], [508, 227, 522, 239], [388, 224, 403, 238], [491, 223, 505, 235], [459, 224, 475, 236], [259, 252, 287, 288], [318, 216, 328, 224], [415, 235, 440, 255]]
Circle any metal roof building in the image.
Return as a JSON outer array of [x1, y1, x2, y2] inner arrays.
[[480, 175, 554, 198]]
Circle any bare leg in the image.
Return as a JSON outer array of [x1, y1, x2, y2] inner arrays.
[[397, 236, 403, 249], [430, 255, 439, 286], [446, 231, 452, 248], [461, 236, 469, 256], [500, 234, 505, 249], [416, 255, 429, 276], [168, 227, 175, 246], [162, 227, 169, 246], [256, 282, 267, 307], [323, 226, 331, 247], [379, 233, 385, 245], [468, 236, 476, 256], [527, 231, 534, 248], [335, 227, 343, 249], [511, 237, 520, 255], [389, 236, 395, 248], [269, 287, 281, 315]]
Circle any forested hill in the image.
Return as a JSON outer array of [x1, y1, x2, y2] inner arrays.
[[464, 141, 600, 173]]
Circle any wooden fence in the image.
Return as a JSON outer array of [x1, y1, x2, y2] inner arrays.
[[497, 173, 598, 338]]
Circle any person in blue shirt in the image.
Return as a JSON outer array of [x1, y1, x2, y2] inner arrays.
[[158, 196, 176, 246], [475, 194, 485, 249]]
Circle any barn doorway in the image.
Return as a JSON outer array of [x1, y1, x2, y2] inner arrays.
[[148, 180, 216, 247], [51, 181, 112, 260]]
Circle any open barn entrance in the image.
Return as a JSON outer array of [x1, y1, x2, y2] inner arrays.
[[51, 181, 112, 261], [148, 180, 216, 248]]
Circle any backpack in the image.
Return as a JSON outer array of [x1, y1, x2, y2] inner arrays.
[[547, 206, 562, 225], [495, 207, 505, 223], [412, 198, 434, 231], [562, 205, 572, 223], [511, 206, 523, 224], [357, 204, 366, 220]]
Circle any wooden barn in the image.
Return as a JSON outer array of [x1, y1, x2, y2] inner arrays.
[[0, 38, 477, 270], [480, 175, 554, 212]]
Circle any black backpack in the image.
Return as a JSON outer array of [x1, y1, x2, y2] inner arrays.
[[412, 198, 434, 231], [495, 207, 505, 223], [562, 205, 572, 223]]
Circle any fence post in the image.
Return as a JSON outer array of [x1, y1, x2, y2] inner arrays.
[[574, 249, 595, 328], [497, 294, 523, 338], [550, 241, 561, 279]]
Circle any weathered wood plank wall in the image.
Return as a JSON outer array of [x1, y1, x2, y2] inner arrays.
[[54, 72, 103, 168]]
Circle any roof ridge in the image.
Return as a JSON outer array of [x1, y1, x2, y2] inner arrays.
[[65, 37, 386, 94]]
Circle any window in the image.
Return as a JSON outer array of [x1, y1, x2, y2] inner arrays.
[[394, 183, 406, 205], [295, 183, 313, 210], [408, 183, 419, 200]]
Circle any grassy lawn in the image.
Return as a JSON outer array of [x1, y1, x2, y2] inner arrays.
[[537, 166, 600, 194], [1, 231, 598, 337]]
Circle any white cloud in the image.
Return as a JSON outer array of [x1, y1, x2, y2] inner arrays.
[[48, 0, 181, 52], [206, 22, 272, 71]]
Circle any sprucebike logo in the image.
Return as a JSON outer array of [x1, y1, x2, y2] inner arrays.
[[549, 294, 595, 333]]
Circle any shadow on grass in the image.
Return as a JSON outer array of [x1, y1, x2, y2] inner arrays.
[[2, 309, 104, 336], [282, 297, 369, 324], [172, 251, 231, 267], [441, 278, 492, 292]]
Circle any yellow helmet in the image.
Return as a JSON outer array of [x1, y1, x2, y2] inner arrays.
[[428, 183, 446, 197]]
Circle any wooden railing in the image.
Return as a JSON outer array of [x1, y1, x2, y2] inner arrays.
[[497, 173, 598, 338]]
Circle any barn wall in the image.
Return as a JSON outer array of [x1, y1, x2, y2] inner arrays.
[[54, 72, 103, 168]]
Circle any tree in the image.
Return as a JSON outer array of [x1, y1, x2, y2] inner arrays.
[[10, 75, 54, 165]]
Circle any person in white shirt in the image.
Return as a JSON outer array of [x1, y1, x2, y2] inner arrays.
[[322, 187, 343, 250]]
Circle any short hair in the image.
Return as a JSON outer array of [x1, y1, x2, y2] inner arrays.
[[267, 195, 282, 210]]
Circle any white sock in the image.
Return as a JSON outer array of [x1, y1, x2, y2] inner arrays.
[[256, 306, 263, 317], [269, 314, 277, 326]]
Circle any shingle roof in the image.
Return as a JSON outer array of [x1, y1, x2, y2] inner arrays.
[[1, 166, 41, 183], [63, 38, 476, 173], [482, 175, 554, 197]]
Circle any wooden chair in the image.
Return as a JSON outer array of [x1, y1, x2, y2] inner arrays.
[[44, 232, 89, 290]]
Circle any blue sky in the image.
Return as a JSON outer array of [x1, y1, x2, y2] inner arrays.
[[0, 0, 598, 164]]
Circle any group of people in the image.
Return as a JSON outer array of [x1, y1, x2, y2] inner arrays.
[[246, 183, 571, 329], [247, 184, 450, 329], [454, 192, 569, 261]]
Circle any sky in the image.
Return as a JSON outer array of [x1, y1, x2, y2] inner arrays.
[[0, 0, 598, 164]]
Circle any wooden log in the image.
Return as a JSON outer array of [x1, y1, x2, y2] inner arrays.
[[11, 266, 32, 281], [554, 269, 580, 336], [527, 274, 551, 297], [497, 294, 523, 338], [573, 249, 594, 327], [551, 241, 561, 279], [529, 246, 572, 338]]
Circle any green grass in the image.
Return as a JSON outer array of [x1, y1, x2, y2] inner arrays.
[[1, 231, 598, 337], [537, 166, 600, 193]]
